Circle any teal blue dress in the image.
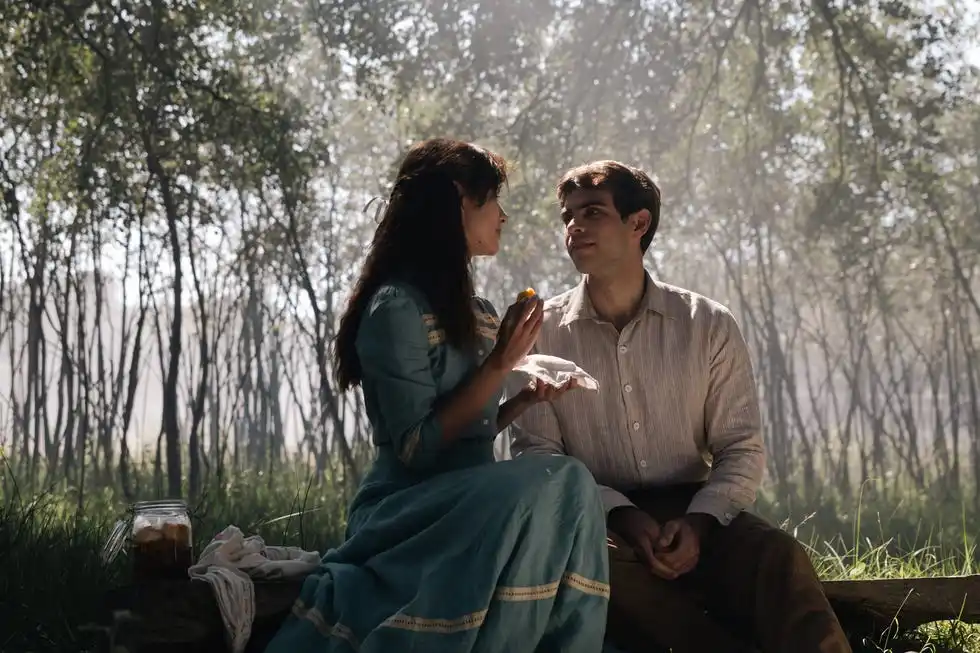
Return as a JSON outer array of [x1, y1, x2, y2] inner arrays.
[[264, 282, 610, 653]]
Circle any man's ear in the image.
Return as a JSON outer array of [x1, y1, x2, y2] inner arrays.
[[629, 208, 652, 240]]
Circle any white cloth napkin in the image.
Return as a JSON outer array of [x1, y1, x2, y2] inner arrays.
[[187, 525, 320, 653], [513, 353, 600, 391]]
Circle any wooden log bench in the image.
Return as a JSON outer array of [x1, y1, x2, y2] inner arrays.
[[824, 576, 980, 633], [101, 575, 980, 652]]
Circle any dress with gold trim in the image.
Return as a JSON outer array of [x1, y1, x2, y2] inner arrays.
[[263, 282, 610, 653]]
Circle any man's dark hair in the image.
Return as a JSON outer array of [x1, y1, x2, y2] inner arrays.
[[556, 161, 662, 253]]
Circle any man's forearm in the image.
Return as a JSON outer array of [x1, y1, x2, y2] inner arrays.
[[699, 308, 766, 525], [687, 451, 764, 526], [508, 387, 569, 458], [600, 485, 636, 515]]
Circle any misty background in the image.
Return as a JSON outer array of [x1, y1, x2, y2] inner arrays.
[[2, 0, 980, 537]]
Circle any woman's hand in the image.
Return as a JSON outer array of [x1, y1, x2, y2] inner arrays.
[[519, 378, 579, 405], [489, 296, 544, 372], [496, 379, 578, 433]]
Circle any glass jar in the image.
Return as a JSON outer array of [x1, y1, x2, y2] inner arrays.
[[102, 499, 194, 581], [130, 500, 193, 581]]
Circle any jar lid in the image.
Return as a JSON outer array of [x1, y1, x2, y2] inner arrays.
[[132, 499, 188, 513]]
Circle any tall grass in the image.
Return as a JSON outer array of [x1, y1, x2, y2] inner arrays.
[[1, 459, 978, 653]]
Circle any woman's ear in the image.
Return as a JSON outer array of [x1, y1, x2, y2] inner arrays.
[[453, 181, 467, 215]]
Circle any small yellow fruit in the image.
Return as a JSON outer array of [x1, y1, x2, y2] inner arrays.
[[516, 287, 536, 302]]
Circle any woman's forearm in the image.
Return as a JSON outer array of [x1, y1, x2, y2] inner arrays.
[[496, 393, 531, 433], [435, 353, 511, 443]]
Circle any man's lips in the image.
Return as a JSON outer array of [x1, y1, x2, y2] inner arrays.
[[568, 241, 596, 251]]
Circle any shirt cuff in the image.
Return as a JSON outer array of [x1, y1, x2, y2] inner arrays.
[[599, 485, 636, 514], [686, 490, 740, 526]]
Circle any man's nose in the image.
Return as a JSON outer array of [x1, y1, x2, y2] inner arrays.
[[566, 218, 584, 234]]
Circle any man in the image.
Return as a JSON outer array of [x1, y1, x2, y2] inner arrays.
[[509, 161, 852, 653]]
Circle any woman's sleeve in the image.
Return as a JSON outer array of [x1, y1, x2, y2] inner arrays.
[[355, 286, 444, 470], [473, 296, 501, 343]]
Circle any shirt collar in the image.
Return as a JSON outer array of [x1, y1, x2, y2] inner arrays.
[[559, 271, 671, 327]]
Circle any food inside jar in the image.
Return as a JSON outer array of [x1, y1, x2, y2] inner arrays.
[[131, 519, 193, 580]]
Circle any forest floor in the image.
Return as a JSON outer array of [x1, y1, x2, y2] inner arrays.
[[1, 464, 978, 652]]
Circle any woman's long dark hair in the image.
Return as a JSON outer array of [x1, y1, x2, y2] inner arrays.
[[334, 138, 508, 391]]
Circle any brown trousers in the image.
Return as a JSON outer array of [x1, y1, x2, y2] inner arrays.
[[605, 485, 852, 653]]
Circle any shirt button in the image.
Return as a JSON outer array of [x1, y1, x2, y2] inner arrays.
[[624, 384, 633, 393], [482, 419, 489, 426], [632, 421, 640, 431], [639, 460, 648, 468], [619, 345, 628, 354], [477, 349, 484, 356]]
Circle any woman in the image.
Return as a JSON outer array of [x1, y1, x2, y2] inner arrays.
[[264, 139, 610, 653]]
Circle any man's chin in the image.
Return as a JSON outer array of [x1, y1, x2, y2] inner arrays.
[[568, 252, 593, 274]]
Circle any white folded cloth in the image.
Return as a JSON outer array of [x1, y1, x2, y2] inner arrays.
[[513, 353, 600, 391], [187, 525, 320, 653]]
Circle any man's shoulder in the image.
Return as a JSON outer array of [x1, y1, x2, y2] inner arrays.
[[654, 279, 735, 325], [538, 286, 579, 332], [542, 286, 578, 314]]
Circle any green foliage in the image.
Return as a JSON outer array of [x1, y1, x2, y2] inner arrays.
[[2, 2, 980, 649], [2, 461, 979, 652], [0, 458, 350, 653]]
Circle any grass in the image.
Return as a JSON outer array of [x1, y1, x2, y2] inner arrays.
[[1, 462, 978, 653]]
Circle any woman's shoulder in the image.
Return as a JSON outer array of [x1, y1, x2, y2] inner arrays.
[[472, 295, 499, 319], [365, 281, 430, 316], [357, 283, 437, 347], [360, 284, 499, 344], [472, 296, 500, 343], [368, 284, 497, 319]]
